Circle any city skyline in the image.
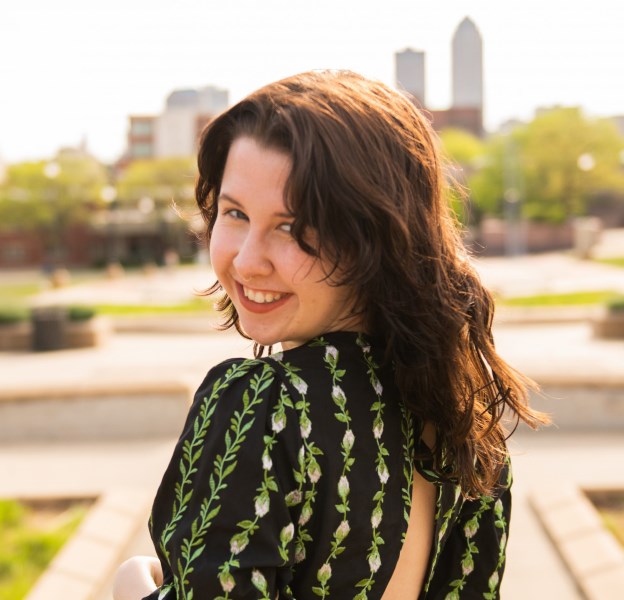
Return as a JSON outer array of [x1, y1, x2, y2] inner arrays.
[[2, 0, 624, 163]]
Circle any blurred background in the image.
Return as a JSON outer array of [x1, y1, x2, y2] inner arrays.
[[1, 1, 624, 599]]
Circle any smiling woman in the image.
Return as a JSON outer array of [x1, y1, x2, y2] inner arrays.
[[114, 70, 547, 600], [210, 137, 361, 350]]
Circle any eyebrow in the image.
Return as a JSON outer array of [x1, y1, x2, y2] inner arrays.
[[217, 193, 294, 219]]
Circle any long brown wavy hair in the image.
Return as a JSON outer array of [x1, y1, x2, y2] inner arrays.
[[195, 70, 548, 497]]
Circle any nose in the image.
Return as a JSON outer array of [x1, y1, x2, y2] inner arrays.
[[232, 230, 273, 282]]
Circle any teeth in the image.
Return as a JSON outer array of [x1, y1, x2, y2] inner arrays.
[[243, 287, 284, 304]]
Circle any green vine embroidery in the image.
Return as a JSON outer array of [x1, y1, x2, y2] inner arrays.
[[423, 483, 463, 593], [159, 361, 255, 562], [483, 463, 512, 599], [313, 342, 354, 598], [399, 402, 415, 543], [444, 494, 495, 600], [355, 335, 388, 599], [172, 363, 274, 600], [217, 382, 295, 597], [271, 357, 321, 566]]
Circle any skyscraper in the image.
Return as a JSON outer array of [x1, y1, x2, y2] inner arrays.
[[452, 17, 483, 109], [395, 48, 426, 105]]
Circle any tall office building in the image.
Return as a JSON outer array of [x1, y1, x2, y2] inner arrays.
[[452, 17, 483, 109], [395, 48, 426, 105]]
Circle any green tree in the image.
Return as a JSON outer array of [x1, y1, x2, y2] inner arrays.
[[469, 108, 624, 223], [116, 157, 196, 211], [438, 128, 486, 225], [0, 151, 108, 261]]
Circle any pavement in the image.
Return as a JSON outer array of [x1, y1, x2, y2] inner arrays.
[[2, 230, 624, 599]]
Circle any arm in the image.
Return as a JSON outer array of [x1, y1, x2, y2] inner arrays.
[[112, 556, 162, 600], [144, 360, 304, 598]]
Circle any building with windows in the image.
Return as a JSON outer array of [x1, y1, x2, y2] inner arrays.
[[119, 84, 229, 169], [395, 16, 484, 137]]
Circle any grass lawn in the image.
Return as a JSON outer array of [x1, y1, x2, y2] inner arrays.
[[0, 283, 43, 305], [94, 298, 214, 316], [0, 498, 91, 599], [596, 257, 624, 268], [500, 290, 620, 307], [586, 490, 624, 548]]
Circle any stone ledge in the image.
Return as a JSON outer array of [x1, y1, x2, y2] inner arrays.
[[0, 382, 193, 441], [530, 484, 624, 600], [528, 386, 624, 431], [26, 489, 152, 600]]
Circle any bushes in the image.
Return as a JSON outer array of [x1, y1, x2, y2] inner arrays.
[[0, 307, 28, 326]]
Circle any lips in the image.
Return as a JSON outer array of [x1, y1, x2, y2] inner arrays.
[[236, 283, 291, 314]]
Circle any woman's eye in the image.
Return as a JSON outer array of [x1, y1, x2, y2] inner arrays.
[[279, 222, 293, 234], [224, 209, 247, 221]]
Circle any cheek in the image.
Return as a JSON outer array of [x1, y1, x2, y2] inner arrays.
[[209, 224, 234, 279]]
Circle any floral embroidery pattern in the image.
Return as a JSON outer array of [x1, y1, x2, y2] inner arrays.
[[355, 335, 388, 599], [217, 382, 295, 598], [148, 333, 512, 600], [169, 363, 274, 600], [270, 356, 322, 567], [312, 342, 355, 598]]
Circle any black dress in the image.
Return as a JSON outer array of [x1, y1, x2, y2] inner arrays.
[[143, 332, 511, 599]]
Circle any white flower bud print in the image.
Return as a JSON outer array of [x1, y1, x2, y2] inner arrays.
[[338, 476, 350, 499], [332, 385, 346, 405], [368, 550, 381, 573], [285, 490, 302, 506], [299, 503, 313, 525], [336, 520, 350, 541], [325, 345, 338, 359], [293, 377, 308, 395], [377, 462, 389, 484], [317, 563, 332, 584], [230, 532, 249, 555], [219, 571, 235, 593], [342, 429, 355, 451], [300, 416, 312, 439], [280, 523, 295, 544], [488, 571, 499, 589], [464, 517, 478, 539], [371, 506, 383, 529], [294, 542, 306, 563], [271, 411, 286, 433], [462, 554, 474, 575], [307, 460, 321, 483], [251, 569, 267, 592], [255, 493, 270, 517]]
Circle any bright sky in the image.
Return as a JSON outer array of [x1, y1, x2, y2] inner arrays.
[[1, 0, 623, 164]]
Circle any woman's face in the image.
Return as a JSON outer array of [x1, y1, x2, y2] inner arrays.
[[210, 136, 361, 350]]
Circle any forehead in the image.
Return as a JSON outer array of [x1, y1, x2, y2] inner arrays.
[[222, 137, 291, 198]]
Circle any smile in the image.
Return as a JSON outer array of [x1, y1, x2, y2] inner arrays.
[[243, 286, 285, 304]]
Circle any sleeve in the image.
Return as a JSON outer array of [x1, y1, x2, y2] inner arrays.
[[144, 358, 306, 600], [423, 463, 512, 600]]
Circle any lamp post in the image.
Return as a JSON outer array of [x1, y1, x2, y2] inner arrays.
[[100, 185, 122, 277], [502, 130, 524, 257], [42, 161, 69, 285]]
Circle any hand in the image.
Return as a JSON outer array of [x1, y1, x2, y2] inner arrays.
[[113, 555, 163, 600]]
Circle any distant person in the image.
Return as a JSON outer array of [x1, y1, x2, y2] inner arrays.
[[113, 70, 547, 599]]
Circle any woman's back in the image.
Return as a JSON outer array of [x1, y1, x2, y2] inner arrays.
[[145, 332, 511, 599]]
